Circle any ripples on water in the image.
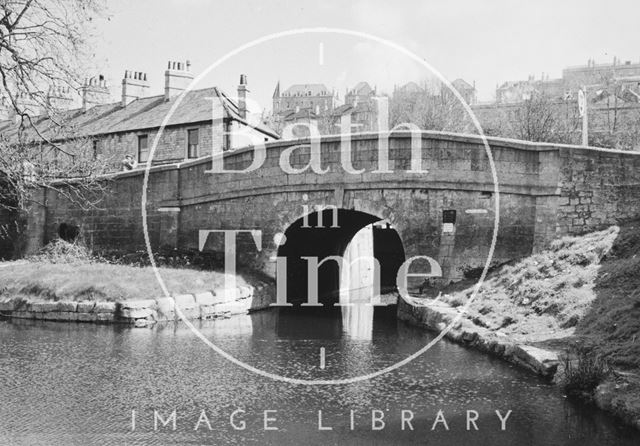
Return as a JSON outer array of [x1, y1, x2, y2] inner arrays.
[[0, 308, 639, 445]]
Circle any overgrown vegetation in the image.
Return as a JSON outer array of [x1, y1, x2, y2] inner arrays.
[[439, 220, 640, 371], [562, 346, 612, 397], [431, 220, 640, 423]]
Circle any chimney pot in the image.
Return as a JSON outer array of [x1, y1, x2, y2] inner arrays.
[[237, 73, 248, 119], [164, 59, 194, 101], [121, 68, 149, 107]]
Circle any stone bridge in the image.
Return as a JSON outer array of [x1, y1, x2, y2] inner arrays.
[[27, 131, 640, 304]]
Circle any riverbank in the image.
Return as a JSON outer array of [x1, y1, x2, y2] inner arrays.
[[0, 242, 275, 326], [397, 297, 561, 377], [400, 221, 640, 429]]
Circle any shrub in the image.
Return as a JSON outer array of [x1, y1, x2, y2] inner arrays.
[[562, 346, 611, 397], [29, 239, 94, 264]]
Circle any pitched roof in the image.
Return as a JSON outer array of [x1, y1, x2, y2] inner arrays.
[[282, 108, 319, 120], [331, 102, 373, 117], [451, 78, 474, 91], [0, 86, 279, 142], [281, 83, 331, 97], [348, 81, 374, 96]]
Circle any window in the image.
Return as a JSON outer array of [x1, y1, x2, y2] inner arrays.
[[443, 210, 457, 224], [187, 128, 199, 159], [92, 140, 99, 160], [138, 134, 149, 163]]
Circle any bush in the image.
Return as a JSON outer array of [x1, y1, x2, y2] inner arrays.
[[562, 346, 612, 397], [29, 239, 94, 264]]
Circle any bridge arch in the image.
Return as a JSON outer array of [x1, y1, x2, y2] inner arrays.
[[276, 208, 406, 306]]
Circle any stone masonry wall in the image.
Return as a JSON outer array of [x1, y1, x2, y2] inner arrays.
[[26, 132, 640, 285], [556, 146, 640, 235]]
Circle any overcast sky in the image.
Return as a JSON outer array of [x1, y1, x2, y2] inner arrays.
[[91, 0, 638, 112]]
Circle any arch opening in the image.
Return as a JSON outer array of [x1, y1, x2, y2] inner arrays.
[[276, 208, 405, 307], [58, 222, 80, 243]]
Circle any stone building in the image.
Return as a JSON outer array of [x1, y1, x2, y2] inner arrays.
[[0, 61, 279, 172], [329, 81, 382, 134], [270, 82, 340, 135], [472, 58, 640, 150], [272, 82, 338, 116], [269, 80, 389, 135]]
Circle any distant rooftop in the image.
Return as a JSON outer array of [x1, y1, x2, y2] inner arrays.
[[0, 86, 279, 142], [281, 83, 332, 97]]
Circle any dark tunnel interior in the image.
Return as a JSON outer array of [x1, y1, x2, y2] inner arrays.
[[276, 208, 406, 306]]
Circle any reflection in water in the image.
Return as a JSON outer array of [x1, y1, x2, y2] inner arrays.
[[340, 223, 376, 340], [1, 309, 640, 445]]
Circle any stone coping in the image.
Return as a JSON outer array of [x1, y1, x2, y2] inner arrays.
[[0, 284, 272, 328], [397, 296, 560, 379], [98, 130, 640, 183]]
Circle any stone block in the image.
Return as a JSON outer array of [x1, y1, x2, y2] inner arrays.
[[194, 292, 216, 306], [77, 312, 98, 322], [200, 305, 221, 318], [96, 313, 115, 322], [134, 318, 155, 328], [155, 297, 176, 320], [121, 308, 155, 319], [513, 345, 559, 378], [174, 294, 197, 309], [215, 288, 240, 302], [76, 301, 96, 313], [214, 300, 249, 315], [93, 301, 116, 313], [462, 330, 478, 343], [57, 301, 78, 312], [0, 299, 15, 312], [175, 307, 199, 320], [119, 299, 157, 310], [27, 301, 50, 312]]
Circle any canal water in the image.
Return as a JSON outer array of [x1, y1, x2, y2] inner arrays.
[[1, 308, 639, 445]]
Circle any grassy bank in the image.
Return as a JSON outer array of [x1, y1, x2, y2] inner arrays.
[[0, 241, 261, 302], [428, 219, 640, 426]]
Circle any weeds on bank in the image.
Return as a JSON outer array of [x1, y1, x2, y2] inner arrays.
[[562, 346, 612, 397]]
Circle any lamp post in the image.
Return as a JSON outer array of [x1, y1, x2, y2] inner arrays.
[[578, 86, 588, 145]]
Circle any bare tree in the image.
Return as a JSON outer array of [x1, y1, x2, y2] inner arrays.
[[390, 82, 471, 133], [0, 0, 107, 258], [490, 92, 579, 144]]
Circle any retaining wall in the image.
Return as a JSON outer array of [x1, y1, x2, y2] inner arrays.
[[0, 284, 272, 327]]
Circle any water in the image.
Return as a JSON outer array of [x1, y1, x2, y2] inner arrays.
[[1, 308, 639, 445]]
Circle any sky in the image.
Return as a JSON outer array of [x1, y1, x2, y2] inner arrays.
[[88, 0, 640, 113]]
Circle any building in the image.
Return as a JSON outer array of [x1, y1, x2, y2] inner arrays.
[[270, 82, 341, 135], [330, 81, 382, 133], [0, 61, 279, 172], [449, 79, 477, 105], [471, 57, 640, 150], [272, 82, 338, 115]]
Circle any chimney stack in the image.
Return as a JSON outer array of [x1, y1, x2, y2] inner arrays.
[[164, 60, 193, 101], [121, 70, 149, 107], [82, 75, 110, 112], [237, 74, 248, 119], [47, 85, 74, 112]]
